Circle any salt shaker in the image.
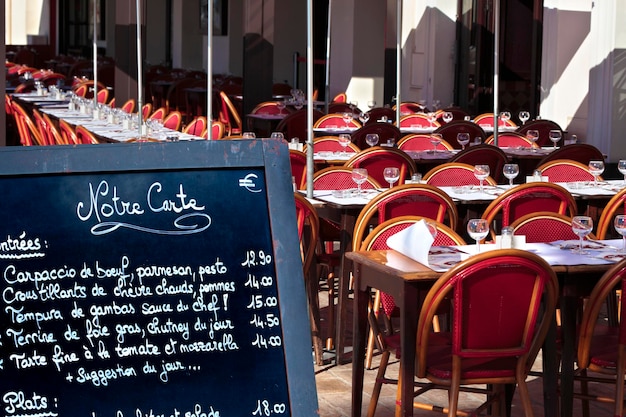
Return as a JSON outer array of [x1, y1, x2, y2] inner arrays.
[[501, 226, 514, 249]]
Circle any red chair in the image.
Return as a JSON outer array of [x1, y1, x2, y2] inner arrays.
[[397, 133, 453, 152], [596, 188, 626, 240], [201, 120, 227, 140], [141, 103, 153, 119], [517, 119, 564, 147], [345, 146, 417, 187], [120, 98, 136, 114], [183, 116, 207, 136], [11, 101, 44, 146], [162, 110, 183, 131], [434, 120, 487, 149], [311, 136, 360, 154], [510, 211, 596, 242], [331, 92, 347, 103], [293, 192, 326, 365], [485, 131, 538, 148], [536, 159, 598, 182], [276, 108, 324, 143], [289, 150, 307, 190], [535, 143, 605, 166], [314, 112, 362, 129], [392, 101, 425, 114], [474, 112, 517, 128], [59, 119, 79, 145], [423, 162, 497, 187], [218, 90, 243, 136], [312, 166, 382, 190], [481, 182, 577, 239], [75, 125, 99, 144], [397, 113, 437, 128], [574, 258, 626, 417], [148, 107, 167, 121], [350, 122, 402, 151], [449, 144, 509, 183]]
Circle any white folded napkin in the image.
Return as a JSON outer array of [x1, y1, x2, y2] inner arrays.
[[386, 219, 434, 265]]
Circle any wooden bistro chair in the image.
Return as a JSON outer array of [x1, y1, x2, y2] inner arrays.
[[345, 146, 417, 187], [218, 90, 243, 136], [311, 136, 360, 155], [484, 131, 538, 148], [596, 188, 626, 240], [162, 110, 183, 131], [75, 125, 99, 144], [183, 116, 207, 137], [368, 249, 558, 417], [289, 149, 307, 190], [423, 162, 497, 187], [449, 143, 509, 183], [314, 112, 362, 129], [510, 211, 596, 243], [536, 159, 598, 183], [397, 133, 453, 152], [574, 258, 626, 417], [481, 182, 577, 239], [535, 143, 605, 167]]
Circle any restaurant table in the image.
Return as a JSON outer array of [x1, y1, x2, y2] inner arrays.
[[347, 240, 624, 417], [247, 113, 287, 136], [313, 126, 359, 136]]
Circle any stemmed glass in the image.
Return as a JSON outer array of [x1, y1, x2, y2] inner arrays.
[[442, 111, 453, 124], [351, 168, 368, 196], [367, 100, 376, 109], [588, 160, 605, 186], [519, 111, 530, 125], [618, 160, 626, 185], [429, 133, 443, 154], [503, 163, 519, 187], [338, 134, 352, 156], [427, 112, 438, 128], [359, 111, 370, 124], [473, 164, 490, 192], [365, 133, 379, 147], [571, 216, 593, 255], [383, 167, 400, 189], [549, 130, 562, 149], [467, 218, 489, 254], [499, 111, 511, 126], [342, 112, 353, 128], [526, 129, 539, 151], [612, 215, 626, 253], [456, 132, 470, 150]]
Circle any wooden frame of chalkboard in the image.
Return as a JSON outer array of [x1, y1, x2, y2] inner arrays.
[[0, 139, 318, 417]]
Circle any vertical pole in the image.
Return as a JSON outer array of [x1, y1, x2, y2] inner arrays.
[[493, 0, 500, 146], [306, 0, 314, 198], [206, 0, 213, 140], [324, 0, 332, 114], [136, 0, 144, 138], [395, 0, 402, 126], [92, 0, 98, 115]]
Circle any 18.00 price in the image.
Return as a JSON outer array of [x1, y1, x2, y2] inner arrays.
[[251, 399, 287, 416]]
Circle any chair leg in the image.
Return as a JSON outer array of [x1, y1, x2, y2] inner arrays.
[[366, 290, 383, 369], [325, 272, 335, 351], [615, 345, 626, 417], [366, 350, 391, 417]]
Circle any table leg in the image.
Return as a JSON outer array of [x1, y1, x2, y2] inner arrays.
[[351, 263, 369, 417], [397, 282, 419, 417], [335, 211, 356, 364], [542, 317, 560, 417], [559, 295, 578, 417]]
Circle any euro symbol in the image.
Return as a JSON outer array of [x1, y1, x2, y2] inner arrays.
[[239, 173, 262, 193]]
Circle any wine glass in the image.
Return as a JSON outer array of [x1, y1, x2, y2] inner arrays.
[[442, 111, 453, 124], [519, 111, 530, 125], [502, 163, 519, 187], [359, 111, 370, 124], [499, 111, 511, 126], [270, 132, 285, 140], [351, 168, 368, 196], [383, 167, 400, 189], [242, 132, 256, 139], [571, 216, 593, 255], [467, 218, 489, 254], [611, 214, 626, 253], [548, 129, 562, 149], [367, 100, 376, 109], [338, 134, 352, 156], [473, 164, 490, 192], [277, 100, 286, 114], [342, 112, 353, 128], [429, 133, 443, 153], [618, 160, 626, 185], [427, 112, 437, 128], [365, 133, 379, 147], [588, 160, 605, 186], [526, 129, 539, 151], [456, 132, 470, 150]]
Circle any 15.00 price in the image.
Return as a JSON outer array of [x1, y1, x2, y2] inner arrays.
[[246, 294, 278, 309]]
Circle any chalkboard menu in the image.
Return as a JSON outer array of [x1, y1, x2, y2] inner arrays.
[[0, 139, 318, 417]]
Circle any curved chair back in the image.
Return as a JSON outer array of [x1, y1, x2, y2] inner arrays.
[[481, 182, 577, 237], [536, 159, 597, 182], [473, 112, 517, 128], [312, 166, 382, 190], [331, 92, 347, 103], [350, 122, 402, 150], [312, 136, 360, 154], [218, 90, 243, 136], [148, 107, 167, 121], [423, 162, 497, 187], [120, 98, 136, 114], [201, 120, 227, 140], [367, 107, 396, 124], [397, 133, 453, 152], [314, 113, 362, 129], [276, 108, 324, 142], [345, 146, 417, 186], [289, 150, 307, 190], [596, 188, 626, 239], [436, 106, 470, 123], [397, 113, 437, 128], [183, 116, 207, 136], [392, 101, 425, 114], [434, 120, 487, 149], [576, 258, 626, 417], [510, 211, 596, 242], [535, 143, 604, 166], [449, 144, 509, 183], [11, 101, 44, 146], [415, 249, 558, 417], [162, 110, 183, 131], [352, 184, 459, 251], [484, 131, 537, 148], [75, 125, 98, 144], [58, 119, 79, 145], [517, 119, 563, 147]]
